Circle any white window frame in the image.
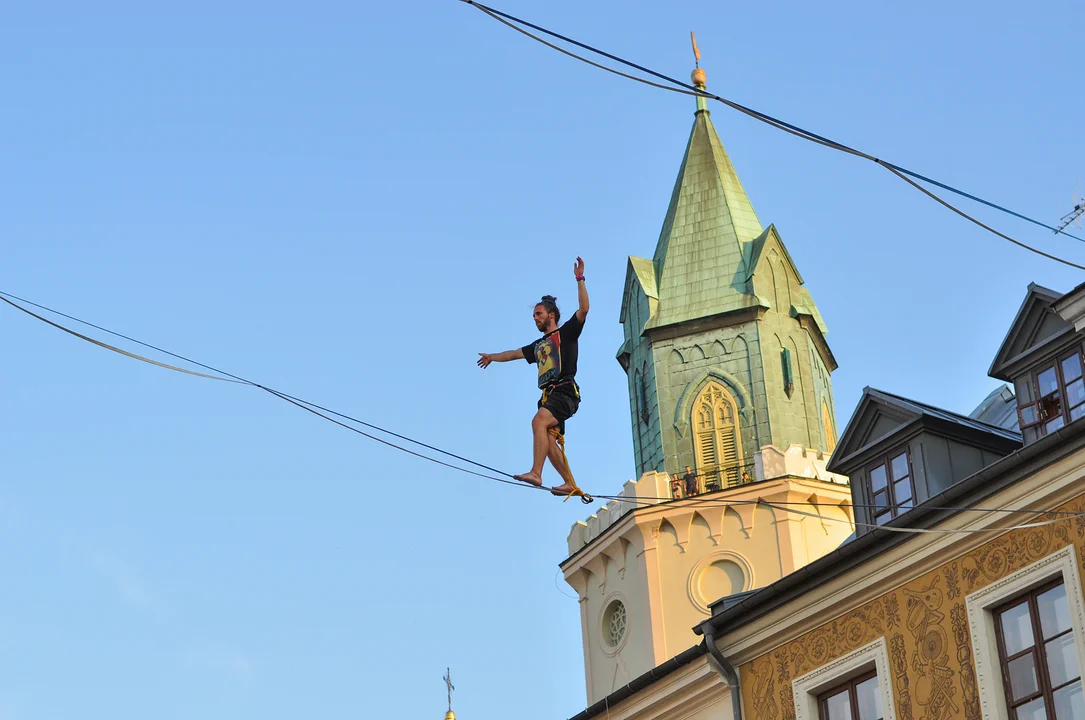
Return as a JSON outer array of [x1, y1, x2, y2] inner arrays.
[[791, 636, 896, 720], [965, 544, 1085, 720]]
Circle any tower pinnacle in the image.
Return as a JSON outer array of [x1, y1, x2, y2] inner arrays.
[[690, 32, 708, 113], [690, 31, 706, 88], [443, 668, 456, 720]]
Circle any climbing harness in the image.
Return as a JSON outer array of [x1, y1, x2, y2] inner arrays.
[[538, 378, 591, 503], [539, 377, 579, 406]]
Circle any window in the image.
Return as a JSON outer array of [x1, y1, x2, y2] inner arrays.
[[1019, 348, 1085, 434], [692, 382, 742, 488], [599, 596, 630, 656], [993, 580, 1084, 720], [966, 545, 1085, 720], [867, 450, 915, 525], [817, 671, 882, 720], [792, 637, 895, 720], [782, 347, 795, 398], [602, 599, 627, 648]]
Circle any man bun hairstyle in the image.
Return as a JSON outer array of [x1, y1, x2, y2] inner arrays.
[[538, 295, 560, 324]]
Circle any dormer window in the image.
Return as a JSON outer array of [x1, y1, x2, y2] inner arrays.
[[830, 388, 1021, 538], [868, 450, 915, 525], [1019, 348, 1085, 434]]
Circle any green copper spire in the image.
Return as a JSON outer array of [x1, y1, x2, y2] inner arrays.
[[618, 40, 839, 482], [647, 63, 764, 330]]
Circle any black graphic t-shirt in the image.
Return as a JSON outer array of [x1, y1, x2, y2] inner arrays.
[[521, 314, 585, 388]]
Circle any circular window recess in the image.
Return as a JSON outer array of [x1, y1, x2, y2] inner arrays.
[[698, 559, 746, 605], [602, 599, 628, 649]]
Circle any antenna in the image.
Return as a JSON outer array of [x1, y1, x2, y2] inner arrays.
[[1057, 186, 1085, 235]]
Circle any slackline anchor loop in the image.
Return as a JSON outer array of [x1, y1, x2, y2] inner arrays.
[[548, 426, 593, 504]]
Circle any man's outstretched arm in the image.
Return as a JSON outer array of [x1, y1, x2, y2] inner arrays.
[[574, 256, 589, 323], [477, 349, 524, 369]]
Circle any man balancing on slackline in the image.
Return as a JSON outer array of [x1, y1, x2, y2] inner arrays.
[[478, 257, 589, 498]]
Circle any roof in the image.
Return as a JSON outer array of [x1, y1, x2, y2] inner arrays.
[[567, 643, 707, 720], [645, 105, 764, 330], [746, 224, 803, 285], [989, 283, 1068, 381], [868, 388, 1023, 440], [698, 413, 1085, 638], [828, 387, 1022, 474], [746, 225, 829, 336], [969, 384, 1020, 431], [629, 257, 658, 299], [619, 255, 659, 324]]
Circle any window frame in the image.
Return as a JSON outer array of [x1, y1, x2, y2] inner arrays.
[[791, 637, 896, 720], [966, 544, 1085, 720], [1018, 346, 1085, 433], [865, 448, 917, 526], [992, 578, 1081, 719], [692, 381, 743, 489], [816, 670, 878, 720]]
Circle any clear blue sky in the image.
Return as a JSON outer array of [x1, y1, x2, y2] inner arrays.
[[1, 1, 1082, 718]]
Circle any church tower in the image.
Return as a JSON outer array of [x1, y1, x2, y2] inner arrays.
[[563, 45, 854, 706], [617, 68, 838, 484]]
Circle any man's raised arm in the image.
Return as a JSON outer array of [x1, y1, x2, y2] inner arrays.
[[574, 256, 589, 323], [477, 349, 524, 369]]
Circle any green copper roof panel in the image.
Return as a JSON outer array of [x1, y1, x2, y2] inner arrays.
[[629, 256, 658, 299], [647, 109, 764, 329]]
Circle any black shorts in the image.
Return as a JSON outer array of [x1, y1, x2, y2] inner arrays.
[[539, 382, 580, 435]]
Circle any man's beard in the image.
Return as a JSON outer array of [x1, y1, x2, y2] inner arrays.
[[536, 319, 548, 331]]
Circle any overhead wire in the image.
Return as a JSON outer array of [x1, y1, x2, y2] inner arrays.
[[462, 0, 1085, 271], [593, 491, 1085, 518], [0, 289, 535, 493], [5, 288, 1085, 535], [599, 492, 1072, 535], [0, 290, 520, 481]]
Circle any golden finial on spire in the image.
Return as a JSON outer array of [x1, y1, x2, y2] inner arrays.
[[690, 32, 706, 87]]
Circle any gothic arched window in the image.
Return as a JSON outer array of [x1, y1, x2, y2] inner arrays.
[[822, 402, 837, 454], [692, 382, 743, 488]]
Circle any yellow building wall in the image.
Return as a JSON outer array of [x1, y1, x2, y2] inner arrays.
[[566, 473, 854, 705], [739, 493, 1085, 720]]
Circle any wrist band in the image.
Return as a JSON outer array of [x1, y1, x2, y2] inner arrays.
[[576, 275, 585, 282]]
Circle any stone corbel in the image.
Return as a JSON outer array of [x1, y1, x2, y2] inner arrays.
[[563, 567, 591, 601], [622, 524, 652, 556], [726, 502, 758, 537], [601, 538, 629, 580], [666, 511, 696, 551], [694, 506, 725, 545], [584, 553, 609, 594]]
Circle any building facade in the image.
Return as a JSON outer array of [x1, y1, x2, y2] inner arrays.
[[567, 279, 1085, 720], [562, 55, 1085, 720]]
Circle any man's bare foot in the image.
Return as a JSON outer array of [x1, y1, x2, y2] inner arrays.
[[550, 483, 576, 496], [514, 471, 543, 487]]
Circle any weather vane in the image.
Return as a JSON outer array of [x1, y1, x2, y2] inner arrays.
[[443, 667, 455, 712], [690, 31, 706, 88]]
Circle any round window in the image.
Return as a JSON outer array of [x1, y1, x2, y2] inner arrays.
[[602, 599, 627, 648]]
